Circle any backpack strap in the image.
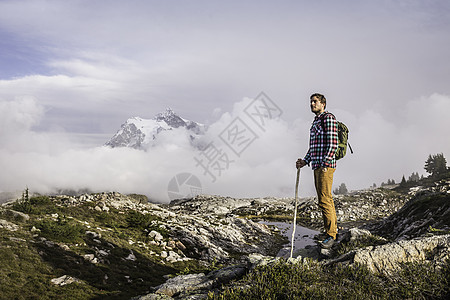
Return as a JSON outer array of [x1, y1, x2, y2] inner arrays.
[[320, 112, 335, 132]]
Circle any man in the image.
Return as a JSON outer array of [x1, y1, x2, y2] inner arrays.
[[296, 93, 338, 249]]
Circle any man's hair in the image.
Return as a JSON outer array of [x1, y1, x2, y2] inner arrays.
[[310, 93, 326, 109]]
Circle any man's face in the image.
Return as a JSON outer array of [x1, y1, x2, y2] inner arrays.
[[310, 97, 325, 115]]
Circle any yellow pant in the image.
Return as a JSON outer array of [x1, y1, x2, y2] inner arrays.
[[314, 167, 337, 239]]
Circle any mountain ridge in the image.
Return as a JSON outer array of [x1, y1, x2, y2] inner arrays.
[[105, 108, 206, 149]]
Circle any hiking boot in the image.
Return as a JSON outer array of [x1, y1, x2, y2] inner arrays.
[[320, 236, 335, 249], [314, 232, 328, 241]]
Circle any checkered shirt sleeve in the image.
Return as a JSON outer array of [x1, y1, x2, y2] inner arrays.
[[303, 112, 338, 170]]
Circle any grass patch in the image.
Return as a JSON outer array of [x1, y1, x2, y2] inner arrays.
[[0, 195, 192, 298], [387, 261, 450, 298], [0, 231, 104, 299], [209, 259, 450, 299]]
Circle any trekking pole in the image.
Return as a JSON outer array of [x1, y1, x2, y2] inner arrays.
[[290, 167, 300, 259]]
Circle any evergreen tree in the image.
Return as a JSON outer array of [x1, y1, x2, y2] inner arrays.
[[339, 183, 348, 194], [333, 183, 348, 195], [424, 153, 448, 177], [407, 172, 420, 182], [400, 175, 407, 186]]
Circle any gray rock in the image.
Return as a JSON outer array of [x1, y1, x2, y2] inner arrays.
[[0, 219, 19, 231], [205, 265, 247, 284], [150, 230, 164, 242], [154, 273, 212, 297], [147, 264, 248, 299], [2, 209, 30, 222], [364, 190, 450, 240], [51, 275, 81, 286], [247, 253, 280, 268], [83, 254, 98, 264], [133, 294, 173, 300], [348, 228, 372, 241], [353, 234, 450, 274]]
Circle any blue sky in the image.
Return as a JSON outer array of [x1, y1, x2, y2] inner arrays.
[[1, 0, 449, 201]]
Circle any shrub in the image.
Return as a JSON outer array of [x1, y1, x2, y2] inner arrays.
[[29, 195, 52, 206], [11, 192, 55, 215], [126, 210, 158, 229], [12, 188, 33, 214], [35, 218, 84, 243]]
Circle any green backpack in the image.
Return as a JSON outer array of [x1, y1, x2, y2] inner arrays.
[[322, 113, 353, 160]]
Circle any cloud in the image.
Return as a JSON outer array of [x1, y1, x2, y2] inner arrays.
[[0, 96, 297, 201], [1, 1, 449, 201], [332, 93, 450, 190], [0, 96, 43, 132], [2, 0, 450, 133], [0, 93, 449, 202], [0, 97, 48, 152]]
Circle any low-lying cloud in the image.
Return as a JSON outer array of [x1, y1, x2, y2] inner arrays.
[[1, 93, 449, 203]]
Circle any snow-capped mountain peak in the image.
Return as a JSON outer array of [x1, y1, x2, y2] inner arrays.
[[105, 108, 205, 149], [155, 108, 188, 128]]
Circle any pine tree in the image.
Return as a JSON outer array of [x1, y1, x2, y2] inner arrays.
[[333, 183, 348, 195], [400, 175, 407, 186], [408, 172, 420, 182], [424, 153, 448, 177], [339, 183, 348, 194]]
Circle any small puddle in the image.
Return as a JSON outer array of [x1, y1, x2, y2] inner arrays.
[[260, 221, 319, 257]]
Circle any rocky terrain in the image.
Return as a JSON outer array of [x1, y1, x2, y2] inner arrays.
[[0, 176, 449, 299], [167, 187, 411, 230]]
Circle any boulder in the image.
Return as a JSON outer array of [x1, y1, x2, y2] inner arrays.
[[51, 275, 81, 286], [0, 219, 19, 231], [353, 234, 450, 274], [154, 273, 212, 297], [143, 264, 248, 299]]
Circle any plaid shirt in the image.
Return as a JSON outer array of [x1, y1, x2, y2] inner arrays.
[[304, 111, 338, 170]]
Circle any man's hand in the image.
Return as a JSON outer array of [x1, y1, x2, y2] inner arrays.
[[296, 158, 306, 169]]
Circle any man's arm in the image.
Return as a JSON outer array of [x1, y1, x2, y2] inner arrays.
[[296, 150, 311, 168]]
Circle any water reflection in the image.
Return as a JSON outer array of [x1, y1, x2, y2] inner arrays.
[[260, 221, 319, 257]]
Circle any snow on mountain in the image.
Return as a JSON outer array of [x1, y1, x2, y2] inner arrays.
[[105, 108, 206, 149]]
